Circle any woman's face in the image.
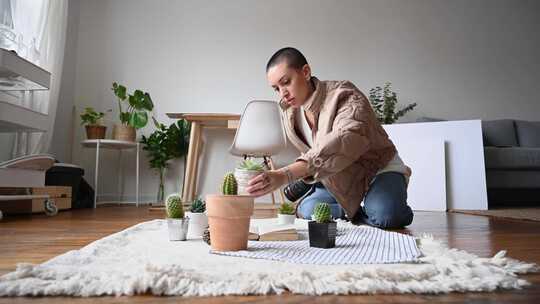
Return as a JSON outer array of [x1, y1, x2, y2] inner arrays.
[[267, 62, 312, 108]]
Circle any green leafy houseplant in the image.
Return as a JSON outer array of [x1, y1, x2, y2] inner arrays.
[[368, 82, 417, 124], [80, 107, 104, 126], [140, 117, 190, 203], [111, 82, 154, 129], [80, 107, 107, 139]]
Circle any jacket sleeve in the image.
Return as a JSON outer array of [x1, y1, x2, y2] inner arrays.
[[296, 86, 373, 183]]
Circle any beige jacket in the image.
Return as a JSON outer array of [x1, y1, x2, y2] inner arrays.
[[279, 77, 411, 219]]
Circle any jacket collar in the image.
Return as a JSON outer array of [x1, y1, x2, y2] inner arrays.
[[279, 76, 324, 114]]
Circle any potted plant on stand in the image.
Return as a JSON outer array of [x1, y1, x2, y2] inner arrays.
[[166, 193, 189, 241], [308, 202, 337, 249], [234, 159, 265, 194], [80, 107, 106, 139], [141, 118, 190, 204], [187, 197, 207, 238], [277, 202, 296, 225], [111, 82, 154, 142], [206, 172, 254, 251]]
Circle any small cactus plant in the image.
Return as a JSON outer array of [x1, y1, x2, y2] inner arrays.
[[278, 202, 295, 215], [312, 202, 332, 223], [237, 159, 264, 171], [190, 197, 206, 213], [166, 193, 184, 218], [222, 172, 238, 195]]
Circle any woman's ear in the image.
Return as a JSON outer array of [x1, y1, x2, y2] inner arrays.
[[301, 64, 311, 81]]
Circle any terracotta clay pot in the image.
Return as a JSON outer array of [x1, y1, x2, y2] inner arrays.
[[112, 124, 136, 142], [85, 125, 107, 139], [206, 194, 254, 251]]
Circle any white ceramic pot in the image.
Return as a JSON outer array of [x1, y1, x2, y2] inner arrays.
[[167, 217, 190, 241], [187, 212, 208, 238], [234, 168, 264, 195], [277, 213, 296, 225]]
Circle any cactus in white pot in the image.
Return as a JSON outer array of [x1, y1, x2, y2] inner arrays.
[[187, 197, 208, 238], [166, 193, 189, 241], [277, 202, 296, 224]]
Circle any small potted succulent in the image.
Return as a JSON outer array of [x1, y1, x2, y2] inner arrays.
[[234, 159, 265, 194], [187, 197, 208, 238], [165, 193, 190, 241], [206, 172, 254, 251], [80, 107, 106, 139], [308, 202, 337, 249], [277, 202, 296, 225]]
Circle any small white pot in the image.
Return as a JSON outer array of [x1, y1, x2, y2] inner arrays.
[[187, 212, 208, 238], [277, 213, 296, 225], [167, 217, 190, 241], [234, 168, 264, 195]]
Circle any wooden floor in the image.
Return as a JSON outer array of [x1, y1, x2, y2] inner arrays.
[[1, 205, 539, 303]]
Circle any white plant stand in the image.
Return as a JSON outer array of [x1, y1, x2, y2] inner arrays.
[[81, 139, 140, 208]]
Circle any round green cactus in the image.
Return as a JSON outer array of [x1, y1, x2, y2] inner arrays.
[[313, 202, 332, 223], [221, 172, 238, 195], [190, 197, 206, 213], [166, 193, 184, 218]]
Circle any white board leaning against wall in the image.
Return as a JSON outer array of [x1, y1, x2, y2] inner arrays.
[[383, 120, 488, 211]]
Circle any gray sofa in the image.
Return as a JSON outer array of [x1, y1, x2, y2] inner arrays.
[[481, 119, 540, 204]]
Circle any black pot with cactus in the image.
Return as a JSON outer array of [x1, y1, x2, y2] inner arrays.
[[308, 202, 337, 248]]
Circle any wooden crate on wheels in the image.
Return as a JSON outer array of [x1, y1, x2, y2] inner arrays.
[[0, 186, 71, 218]]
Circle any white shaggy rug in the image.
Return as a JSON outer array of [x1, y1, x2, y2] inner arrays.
[[0, 219, 537, 297]]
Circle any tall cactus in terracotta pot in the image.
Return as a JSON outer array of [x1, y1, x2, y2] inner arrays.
[[205, 172, 254, 251]]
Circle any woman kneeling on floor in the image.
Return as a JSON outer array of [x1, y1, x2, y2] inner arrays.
[[246, 47, 414, 229]]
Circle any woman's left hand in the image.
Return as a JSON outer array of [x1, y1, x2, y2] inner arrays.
[[246, 170, 287, 197]]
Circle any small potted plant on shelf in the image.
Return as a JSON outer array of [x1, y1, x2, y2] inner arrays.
[[277, 202, 296, 225], [308, 202, 337, 249], [206, 172, 254, 251], [187, 197, 208, 238], [166, 193, 189, 241], [111, 82, 154, 142], [80, 107, 106, 139]]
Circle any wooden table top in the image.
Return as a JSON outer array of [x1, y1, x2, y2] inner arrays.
[[166, 113, 240, 121]]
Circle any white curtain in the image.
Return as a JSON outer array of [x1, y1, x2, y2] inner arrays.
[[6, 0, 68, 158]]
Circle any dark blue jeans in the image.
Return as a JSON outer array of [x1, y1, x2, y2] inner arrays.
[[297, 172, 414, 229]]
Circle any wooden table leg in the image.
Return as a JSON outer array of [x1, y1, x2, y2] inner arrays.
[[189, 124, 203, 202], [183, 121, 201, 203], [268, 157, 285, 205]]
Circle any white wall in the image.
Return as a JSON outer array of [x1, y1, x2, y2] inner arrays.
[[62, 0, 540, 204]]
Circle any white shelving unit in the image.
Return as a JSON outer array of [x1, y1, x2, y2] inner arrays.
[[0, 49, 54, 220], [0, 48, 51, 133]]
